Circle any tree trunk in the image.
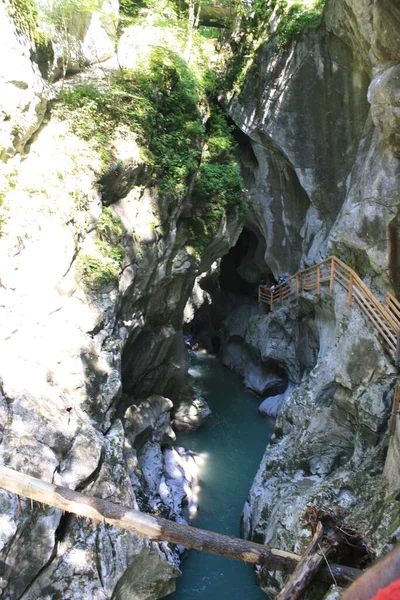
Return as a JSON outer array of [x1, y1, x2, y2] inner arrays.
[[0, 465, 361, 587], [185, 0, 195, 60], [277, 522, 337, 600]]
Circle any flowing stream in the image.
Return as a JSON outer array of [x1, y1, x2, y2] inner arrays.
[[169, 351, 274, 599]]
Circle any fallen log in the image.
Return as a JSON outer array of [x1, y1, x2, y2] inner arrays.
[[276, 522, 336, 600], [0, 465, 361, 586]]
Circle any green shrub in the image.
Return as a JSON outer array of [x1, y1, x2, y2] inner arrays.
[[77, 254, 119, 289], [275, 0, 325, 48], [186, 106, 246, 255], [6, 0, 48, 46], [78, 208, 124, 291], [57, 48, 204, 198]]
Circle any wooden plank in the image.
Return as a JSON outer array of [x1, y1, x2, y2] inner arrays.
[[331, 271, 349, 293], [352, 287, 397, 345], [386, 294, 400, 330], [389, 380, 400, 435], [0, 466, 362, 586], [334, 257, 398, 332], [279, 288, 292, 300], [352, 293, 397, 352], [348, 274, 354, 307], [260, 255, 398, 358], [387, 293, 400, 319], [276, 522, 334, 600]]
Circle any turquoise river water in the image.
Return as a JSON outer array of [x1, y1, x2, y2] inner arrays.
[[169, 351, 274, 599]]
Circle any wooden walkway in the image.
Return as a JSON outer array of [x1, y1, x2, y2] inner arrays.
[[259, 256, 400, 359]]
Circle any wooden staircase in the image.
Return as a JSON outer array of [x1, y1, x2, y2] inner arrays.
[[258, 256, 400, 359]]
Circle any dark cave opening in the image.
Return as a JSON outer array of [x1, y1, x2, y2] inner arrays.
[[260, 362, 289, 397], [184, 225, 274, 354], [219, 227, 273, 298]]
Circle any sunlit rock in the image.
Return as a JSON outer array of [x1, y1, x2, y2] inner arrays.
[[0, 5, 47, 158]]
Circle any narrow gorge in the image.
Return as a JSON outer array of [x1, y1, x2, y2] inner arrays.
[[0, 0, 400, 598]]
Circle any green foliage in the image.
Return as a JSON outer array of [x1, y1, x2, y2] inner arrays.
[[138, 48, 205, 202], [57, 48, 204, 198], [78, 254, 120, 289], [275, 0, 325, 48], [222, 0, 325, 94], [6, 0, 48, 46], [78, 208, 125, 291], [198, 26, 222, 40], [118, 0, 179, 26], [187, 106, 246, 255], [55, 16, 246, 262], [96, 207, 124, 242], [45, 0, 102, 27], [118, 0, 142, 18], [251, 0, 278, 23], [57, 85, 112, 168]]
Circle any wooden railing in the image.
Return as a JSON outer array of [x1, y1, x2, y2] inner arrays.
[[259, 256, 400, 358]]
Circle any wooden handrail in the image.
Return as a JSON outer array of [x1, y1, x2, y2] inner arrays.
[[387, 293, 400, 331], [259, 256, 400, 359]]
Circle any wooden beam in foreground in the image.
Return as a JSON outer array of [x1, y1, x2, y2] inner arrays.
[[276, 521, 335, 600], [0, 466, 361, 586]]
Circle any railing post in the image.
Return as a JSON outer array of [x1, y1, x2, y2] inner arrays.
[[317, 264, 321, 296], [296, 274, 300, 297], [270, 293, 274, 312], [330, 258, 335, 291], [390, 380, 400, 436], [348, 274, 354, 307]]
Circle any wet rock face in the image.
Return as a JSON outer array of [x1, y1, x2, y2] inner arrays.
[[241, 290, 397, 598], [224, 0, 400, 290], [123, 395, 201, 522], [227, 28, 370, 275], [369, 66, 400, 157], [220, 298, 319, 395]]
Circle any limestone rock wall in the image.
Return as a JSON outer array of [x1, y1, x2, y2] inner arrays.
[[225, 0, 400, 292], [242, 290, 398, 598], [0, 5, 48, 160], [0, 0, 118, 161], [0, 10, 243, 599], [226, 27, 370, 277]]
